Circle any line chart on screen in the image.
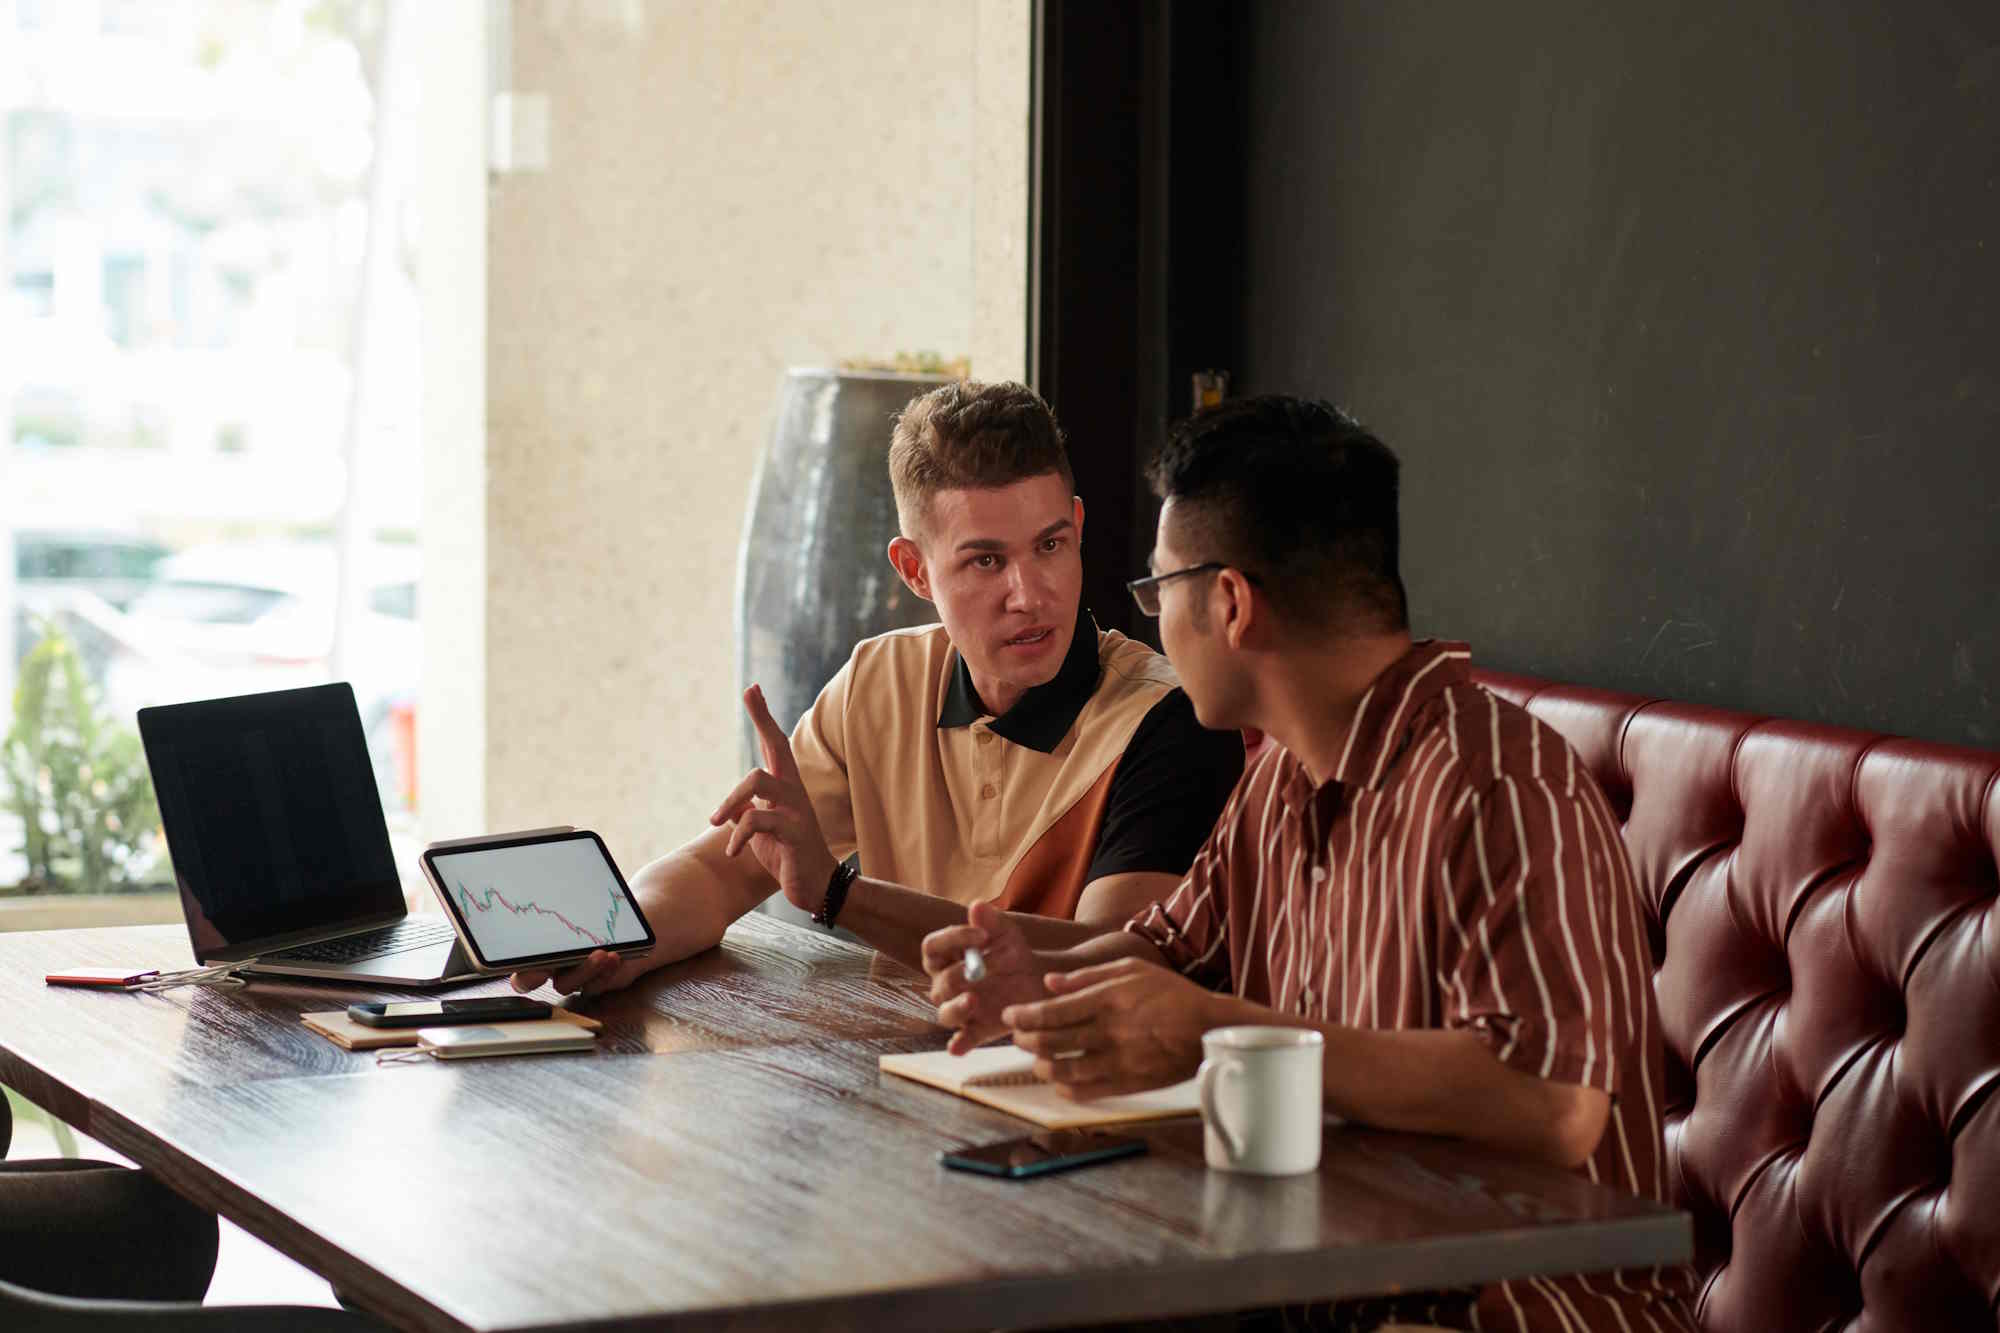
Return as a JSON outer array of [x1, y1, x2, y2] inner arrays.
[[428, 837, 647, 959], [453, 882, 622, 949]]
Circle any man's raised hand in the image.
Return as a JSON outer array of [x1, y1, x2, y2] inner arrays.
[[711, 685, 839, 914]]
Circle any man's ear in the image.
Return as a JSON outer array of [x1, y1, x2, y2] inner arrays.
[[886, 536, 934, 602], [1072, 495, 1085, 543], [1215, 567, 1258, 650]]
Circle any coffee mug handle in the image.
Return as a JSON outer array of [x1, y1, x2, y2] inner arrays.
[[1197, 1055, 1246, 1162]]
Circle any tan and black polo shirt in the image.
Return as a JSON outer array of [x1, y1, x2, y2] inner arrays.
[[789, 607, 1244, 918]]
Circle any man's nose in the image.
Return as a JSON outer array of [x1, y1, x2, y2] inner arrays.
[[1004, 561, 1041, 612]]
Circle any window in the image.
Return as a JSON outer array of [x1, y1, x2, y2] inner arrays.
[[3, 1, 426, 918]]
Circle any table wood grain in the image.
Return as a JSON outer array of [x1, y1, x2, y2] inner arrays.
[[0, 915, 1690, 1331], [0, 915, 938, 1122]]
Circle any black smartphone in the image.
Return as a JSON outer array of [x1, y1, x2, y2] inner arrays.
[[347, 997, 553, 1029], [939, 1130, 1147, 1179]]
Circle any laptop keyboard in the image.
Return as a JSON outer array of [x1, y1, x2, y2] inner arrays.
[[265, 917, 457, 965]]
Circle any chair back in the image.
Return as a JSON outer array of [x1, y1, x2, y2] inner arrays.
[[0, 1276, 387, 1331], [1474, 667, 2000, 1333]]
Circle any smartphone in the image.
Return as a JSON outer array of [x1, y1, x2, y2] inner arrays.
[[347, 997, 553, 1029], [939, 1130, 1147, 1179]]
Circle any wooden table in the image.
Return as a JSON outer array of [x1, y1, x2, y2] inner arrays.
[[0, 915, 1690, 1331]]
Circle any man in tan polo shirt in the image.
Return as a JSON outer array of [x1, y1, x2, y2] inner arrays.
[[511, 380, 1242, 996], [922, 397, 1696, 1332]]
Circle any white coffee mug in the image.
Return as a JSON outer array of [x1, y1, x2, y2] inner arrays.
[[1197, 1025, 1325, 1176]]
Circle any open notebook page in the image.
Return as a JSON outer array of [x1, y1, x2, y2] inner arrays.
[[879, 1045, 1199, 1131]]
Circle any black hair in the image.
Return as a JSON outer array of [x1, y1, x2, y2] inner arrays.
[[1147, 395, 1408, 633]]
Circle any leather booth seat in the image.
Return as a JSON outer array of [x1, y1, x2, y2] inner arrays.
[[1471, 668, 2000, 1332]]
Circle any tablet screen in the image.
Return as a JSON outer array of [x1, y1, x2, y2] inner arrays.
[[426, 833, 651, 967]]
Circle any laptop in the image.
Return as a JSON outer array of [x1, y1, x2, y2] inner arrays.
[[138, 682, 481, 987]]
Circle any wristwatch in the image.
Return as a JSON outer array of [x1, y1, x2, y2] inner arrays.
[[812, 857, 859, 928]]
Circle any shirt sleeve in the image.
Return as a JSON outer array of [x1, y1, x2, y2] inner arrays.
[[787, 657, 859, 864], [1435, 773, 1627, 1094], [1123, 745, 1261, 993], [1083, 689, 1245, 883]]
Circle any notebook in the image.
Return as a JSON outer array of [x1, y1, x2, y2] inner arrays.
[[301, 1007, 600, 1051], [879, 1045, 1200, 1130]]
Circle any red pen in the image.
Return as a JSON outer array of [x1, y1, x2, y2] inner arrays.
[[45, 968, 161, 989]]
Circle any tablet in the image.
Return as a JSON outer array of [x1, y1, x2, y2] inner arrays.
[[419, 829, 655, 974]]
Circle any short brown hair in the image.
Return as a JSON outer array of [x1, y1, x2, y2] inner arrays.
[[888, 381, 1074, 537]]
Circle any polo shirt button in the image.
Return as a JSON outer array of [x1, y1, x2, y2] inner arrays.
[[1302, 987, 1316, 1010], [1311, 866, 1328, 884], [981, 784, 997, 799]]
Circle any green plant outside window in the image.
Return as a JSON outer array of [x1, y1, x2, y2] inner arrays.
[[1, 625, 166, 895]]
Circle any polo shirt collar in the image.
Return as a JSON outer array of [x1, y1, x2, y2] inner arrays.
[[1282, 639, 1473, 812], [937, 605, 1100, 753]]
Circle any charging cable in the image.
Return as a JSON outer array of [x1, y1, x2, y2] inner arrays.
[[130, 960, 258, 992]]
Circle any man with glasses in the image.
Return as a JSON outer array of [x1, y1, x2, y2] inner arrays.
[[1127, 561, 1253, 615], [513, 380, 1243, 995], [922, 397, 1695, 1331]]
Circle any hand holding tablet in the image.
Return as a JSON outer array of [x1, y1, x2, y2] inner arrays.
[[419, 829, 656, 976]]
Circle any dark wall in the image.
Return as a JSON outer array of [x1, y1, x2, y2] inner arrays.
[[1033, 1, 1152, 639], [1232, 1, 2000, 747], [1033, 1, 1242, 643]]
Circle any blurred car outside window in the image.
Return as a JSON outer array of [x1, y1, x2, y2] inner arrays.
[[3, 2, 427, 913]]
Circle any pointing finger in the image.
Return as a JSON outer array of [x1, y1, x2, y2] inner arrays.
[[743, 685, 801, 781]]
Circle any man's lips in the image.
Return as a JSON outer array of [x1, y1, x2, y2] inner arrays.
[[1001, 626, 1058, 650]]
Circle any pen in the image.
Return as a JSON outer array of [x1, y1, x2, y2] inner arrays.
[[962, 946, 986, 984]]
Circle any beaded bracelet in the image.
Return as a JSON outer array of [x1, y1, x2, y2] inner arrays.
[[812, 858, 860, 928]]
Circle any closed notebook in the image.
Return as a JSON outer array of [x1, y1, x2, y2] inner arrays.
[[879, 1045, 1199, 1130], [300, 1007, 600, 1051]]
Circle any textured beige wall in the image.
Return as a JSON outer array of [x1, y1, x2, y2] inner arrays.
[[418, 0, 488, 845], [972, 0, 1031, 384], [486, 1, 1029, 865]]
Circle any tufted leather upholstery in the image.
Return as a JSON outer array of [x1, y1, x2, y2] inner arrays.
[[1471, 667, 2000, 1332]]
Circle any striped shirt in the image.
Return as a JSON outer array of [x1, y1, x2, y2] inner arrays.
[[1129, 640, 1696, 1333]]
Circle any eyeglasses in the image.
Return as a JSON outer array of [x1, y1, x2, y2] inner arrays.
[[1125, 562, 1259, 617]]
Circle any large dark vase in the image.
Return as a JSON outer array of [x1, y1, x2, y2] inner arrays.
[[735, 369, 946, 771]]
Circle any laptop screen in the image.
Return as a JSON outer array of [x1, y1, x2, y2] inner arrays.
[[139, 683, 403, 958]]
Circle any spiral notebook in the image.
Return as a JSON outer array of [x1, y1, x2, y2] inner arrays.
[[878, 1045, 1199, 1130]]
